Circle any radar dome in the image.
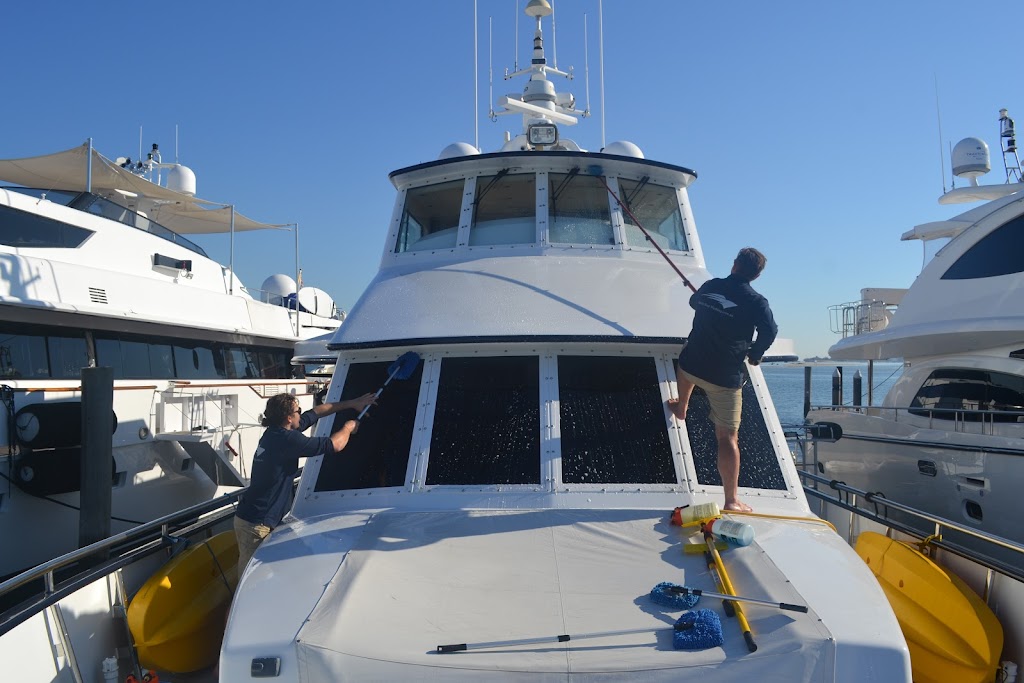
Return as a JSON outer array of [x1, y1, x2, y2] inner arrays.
[[261, 274, 297, 305], [438, 142, 481, 160], [602, 141, 645, 159], [166, 164, 197, 196], [951, 137, 990, 179]]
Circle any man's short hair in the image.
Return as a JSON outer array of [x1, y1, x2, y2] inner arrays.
[[263, 393, 298, 427], [733, 247, 767, 282]]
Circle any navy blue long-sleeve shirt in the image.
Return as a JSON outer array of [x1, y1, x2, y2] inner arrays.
[[678, 274, 778, 389], [235, 410, 335, 528]]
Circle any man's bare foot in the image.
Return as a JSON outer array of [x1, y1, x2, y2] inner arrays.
[[667, 398, 687, 421], [724, 501, 753, 512]]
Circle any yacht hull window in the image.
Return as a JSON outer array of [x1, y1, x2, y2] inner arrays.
[[909, 368, 1024, 422], [685, 381, 786, 490], [0, 204, 93, 249], [395, 180, 464, 253], [469, 173, 537, 247], [557, 355, 676, 484], [942, 214, 1024, 279], [548, 172, 614, 245], [315, 360, 423, 491], [617, 178, 688, 251], [95, 333, 292, 380], [425, 356, 540, 485], [0, 324, 88, 379]]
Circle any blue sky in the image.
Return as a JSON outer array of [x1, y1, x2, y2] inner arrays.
[[3, 1, 1020, 357]]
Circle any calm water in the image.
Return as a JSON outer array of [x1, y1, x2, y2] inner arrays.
[[760, 361, 904, 426]]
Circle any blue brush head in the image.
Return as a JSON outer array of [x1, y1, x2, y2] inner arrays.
[[388, 351, 422, 380], [673, 609, 724, 650], [649, 582, 699, 610]]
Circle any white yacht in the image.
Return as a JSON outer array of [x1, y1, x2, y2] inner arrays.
[[811, 112, 1024, 569], [0, 141, 343, 578], [219, 3, 910, 681]]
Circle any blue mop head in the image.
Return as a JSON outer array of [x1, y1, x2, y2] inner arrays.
[[649, 582, 699, 610], [673, 609, 724, 650]]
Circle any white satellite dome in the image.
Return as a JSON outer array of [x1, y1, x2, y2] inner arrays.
[[261, 274, 297, 305], [166, 164, 197, 196], [438, 142, 481, 160], [602, 140, 645, 159], [951, 137, 991, 179]]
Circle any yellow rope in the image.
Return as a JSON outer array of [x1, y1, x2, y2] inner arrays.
[[724, 509, 837, 532]]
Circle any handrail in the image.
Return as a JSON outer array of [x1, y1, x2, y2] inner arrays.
[[797, 468, 1024, 583], [0, 490, 243, 600]]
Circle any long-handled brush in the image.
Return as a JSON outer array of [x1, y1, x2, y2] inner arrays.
[[651, 582, 807, 613], [356, 351, 421, 421], [437, 610, 723, 653], [585, 164, 697, 293]]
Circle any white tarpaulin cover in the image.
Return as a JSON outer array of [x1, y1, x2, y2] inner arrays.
[[0, 143, 285, 234], [294, 509, 834, 681]]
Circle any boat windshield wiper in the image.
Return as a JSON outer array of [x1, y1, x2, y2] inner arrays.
[[551, 167, 580, 201], [474, 168, 510, 207]]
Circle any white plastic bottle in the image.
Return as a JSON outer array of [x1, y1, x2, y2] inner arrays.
[[706, 518, 755, 547], [675, 502, 721, 527]]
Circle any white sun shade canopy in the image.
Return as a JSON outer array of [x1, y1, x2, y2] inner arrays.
[[0, 143, 286, 234]]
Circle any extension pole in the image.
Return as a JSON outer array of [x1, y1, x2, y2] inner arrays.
[[594, 175, 697, 293], [703, 528, 757, 652], [665, 585, 807, 613], [438, 626, 670, 653]]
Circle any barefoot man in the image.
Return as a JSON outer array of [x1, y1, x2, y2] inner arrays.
[[667, 247, 777, 512]]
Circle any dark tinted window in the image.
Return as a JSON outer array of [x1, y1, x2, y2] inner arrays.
[[0, 204, 93, 248], [314, 360, 421, 491], [426, 356, 540, 485], [96, 333, 291, 380], [942, 214, 1024, 279], [0, 325, 87, 379], [683, 372, 787, 490], [910, 368, 1024, 422], [558, 356, 675, 484]]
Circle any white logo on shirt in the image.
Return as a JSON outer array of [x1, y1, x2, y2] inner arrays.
[[704, 293, 738, 309]]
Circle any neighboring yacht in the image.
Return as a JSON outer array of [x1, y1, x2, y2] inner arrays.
[[0, 141, 344, 577], [811, 111, 1024, 568], [219, 3, 910, 680]]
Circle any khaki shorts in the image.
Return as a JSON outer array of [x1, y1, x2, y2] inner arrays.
[[234, 516, 272, 577], [679, 369, 742, 432]]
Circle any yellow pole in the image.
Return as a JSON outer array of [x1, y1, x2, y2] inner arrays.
[[703, 526, 757, 652]]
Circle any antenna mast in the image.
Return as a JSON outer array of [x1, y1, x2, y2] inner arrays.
[[584, 14, 591, 118], [474, 0, 479, 151], [598, 0, 606, 149], [551, 0, 557, 70], [934, 76, 947, 194]]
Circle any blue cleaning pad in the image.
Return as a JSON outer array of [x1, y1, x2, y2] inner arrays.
[[673, 609, 724, 650], [650, 582, 699, 609]]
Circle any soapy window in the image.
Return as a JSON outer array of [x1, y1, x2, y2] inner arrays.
[[618, 178, 687, 251], [314, 360, 422, 491], [425, 356, 540, 485], [558, 355, 676, 484], [548, 171, 614, 245], [395, 180, 464, 253], [681, 366, 787, 490], [469, 172, 536, 246]]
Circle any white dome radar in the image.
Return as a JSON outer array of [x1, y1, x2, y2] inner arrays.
[[602, 140, 645, 159], [438, 142, 481, 160], [166, 164, 197, 196], [261, 274, 297, 305], [951, 137, 991, 182]]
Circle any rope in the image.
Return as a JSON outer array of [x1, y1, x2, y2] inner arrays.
[[724, 509, 837, 532]]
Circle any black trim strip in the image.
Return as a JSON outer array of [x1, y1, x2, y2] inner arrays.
[[389, 150, 697, 182], [329, 334, 687, 352], [841, 432, 1024, 458]]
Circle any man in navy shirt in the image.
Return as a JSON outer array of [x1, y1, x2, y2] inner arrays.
[[667, 247, 777, 512], [234, 391, 377, 574]]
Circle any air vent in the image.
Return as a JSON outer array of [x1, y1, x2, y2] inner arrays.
[[88, 287, 108, 304], [917, 460, 937, 477], [1011, 348, 1024, 360]]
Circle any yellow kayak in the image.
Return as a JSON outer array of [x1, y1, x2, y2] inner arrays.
[[856, 531, 1002, 683], [128, 530, 239, 673]]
